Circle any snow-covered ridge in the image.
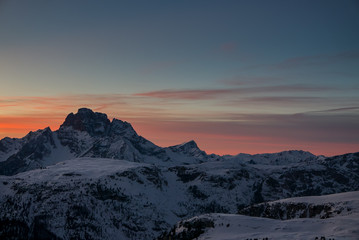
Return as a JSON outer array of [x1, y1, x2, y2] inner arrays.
[[15, 157, 147, 182], [159, 191, 359, 240], [239, 191, 359, 220], [226, 150, 317, 166], [161, 211, 359, 240], [274, 190, 359, 204]]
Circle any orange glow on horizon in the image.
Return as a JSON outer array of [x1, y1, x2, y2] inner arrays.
[[0, 116, 357, 157], [131, 122, 359, 157], [0, 115, 63, 139], [0, 102, 358, 157]]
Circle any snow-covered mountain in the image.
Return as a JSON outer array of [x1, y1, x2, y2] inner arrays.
[[0, 108, 215, 176], [0, 108, 358, 239]]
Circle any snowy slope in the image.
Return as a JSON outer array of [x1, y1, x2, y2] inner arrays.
[[0, 153, 358, 239], [0, 158, 175, 239], [168, 212, 359, 240], [239, 191, 359, 220], [160, 192, 359, 240]]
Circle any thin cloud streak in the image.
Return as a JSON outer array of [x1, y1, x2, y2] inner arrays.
[[135, 84, 334, 100], [306, 106, 359, 113], [219, 76, 283, 86], [243, 96, 323, 103]]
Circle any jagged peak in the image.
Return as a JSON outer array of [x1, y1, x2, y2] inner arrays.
[[43, 126, 52, 132], [77, 107, 97, 115], [111, 118, 132, 129], [179, 140, 198, 149], [60, 108, 111, 136], [58, 108, 139, 138], [25, 127, 52, 139], [109, 118, 137, 136], [169, 140, 202, 152], [169, 140, 199, 149], [64, 108, 109, 123]]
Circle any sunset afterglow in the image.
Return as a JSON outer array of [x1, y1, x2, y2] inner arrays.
[[1, 1, 358, 156]]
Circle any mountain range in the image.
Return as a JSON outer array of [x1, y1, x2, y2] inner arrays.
[[0, 108, 358, 240]]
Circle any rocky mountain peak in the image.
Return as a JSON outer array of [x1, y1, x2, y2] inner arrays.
[[24, 127, 52, 141], [168, 140, 207, 160], [109, 118, 137, 137], [0, 137, 15, 152], [60, 108, 111, 136], [180, 140, 199, 149]]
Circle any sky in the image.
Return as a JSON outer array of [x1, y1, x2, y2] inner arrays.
[[0, 0, 358, 156]]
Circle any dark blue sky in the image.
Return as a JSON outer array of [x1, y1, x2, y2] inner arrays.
[[1, 0, 358, 155]]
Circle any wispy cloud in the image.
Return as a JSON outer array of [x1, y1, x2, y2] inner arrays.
[[244, 96, 323, 103], [134, 84, 335, 100], [134, 88, 234, 100], [305, 106, 359, 114], [219, 76, 283, 86]]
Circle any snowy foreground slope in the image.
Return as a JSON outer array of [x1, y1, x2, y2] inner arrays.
[[160, 192, 359, 240], [0, 108, 358, 239]]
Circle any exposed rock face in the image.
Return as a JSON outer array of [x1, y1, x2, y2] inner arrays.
[[60, 108, 111, 137], [168, 140, 208, 162]]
